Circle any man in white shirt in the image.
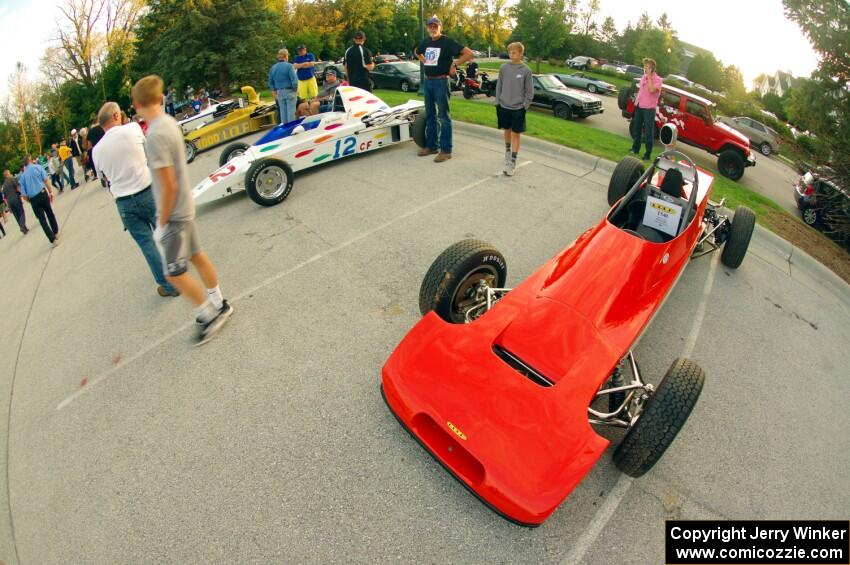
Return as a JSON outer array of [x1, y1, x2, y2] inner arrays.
[[93, 101, 179, 298]]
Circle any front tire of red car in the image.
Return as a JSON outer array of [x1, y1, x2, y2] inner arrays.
[[717, 150, 745, 181], [608, 157, 645, 206], [613, 358, 705, 478], [617, 85, 632, 111], [720, 205, 756, 269], [419, 239, 507, 323]]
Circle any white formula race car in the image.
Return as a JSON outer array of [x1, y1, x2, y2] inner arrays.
[[192, 87, 426, 207]]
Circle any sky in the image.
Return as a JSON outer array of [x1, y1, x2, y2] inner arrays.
[[0, 0, 822, 101]]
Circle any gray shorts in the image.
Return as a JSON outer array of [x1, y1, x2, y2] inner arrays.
[[159, 220, 201, 276]]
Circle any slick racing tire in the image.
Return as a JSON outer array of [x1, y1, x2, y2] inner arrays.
[[717, 149, 745, 181], [608, 156, 644, 206], [219, 142, 250, 167], [185, 140, 198, 164], [613, 358, 704, 478], [411, 112, 427, 148], [720, 205, 756, 269], [419, 239, 507, 324], [245, 158, 294, 207]]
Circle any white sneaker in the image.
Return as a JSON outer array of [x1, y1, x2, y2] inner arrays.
[[504, 160, 515, 177], [504, 149, 511, 170], [195, 300, 234, 346]]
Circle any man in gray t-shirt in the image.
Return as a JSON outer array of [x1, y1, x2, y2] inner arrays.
[[132, 74, 233, 346]]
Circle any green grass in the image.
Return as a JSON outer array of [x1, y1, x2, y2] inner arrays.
[[478, 60, 631, 88], [375, 88, 795, 228]]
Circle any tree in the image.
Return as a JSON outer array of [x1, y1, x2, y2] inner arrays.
[[722, 64, 747, 101], [578, 0, 600, 36], [618, 22, 640, 64], [6, 62, 39, 156], [510, 0, 570, 72], [686, 52, 724, 91], [761, 93, 788, 121], [134, 0, 278, 93], [656, 12, 673, 32], [633, 28, 679, 75], [598, 16, 619, 60], [54, 0, 108, 87]]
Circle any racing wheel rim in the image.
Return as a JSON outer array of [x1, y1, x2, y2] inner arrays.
[[255, 165, 288, 200], [449, 266, 498, 324]]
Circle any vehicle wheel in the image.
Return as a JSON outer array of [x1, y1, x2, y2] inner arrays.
[[587, 84, 597, 94], [717, 150, 745, 181], [401, 80, 410, 92], [720, 205, 756, 269], [244, 158, 294, 207], [800, 206, 819, 227], [617, 85, 631, 111], [608, 156, 645, 206], [759, 142, 772, 156], [410, 112, 426, 148], [553, 103, 573, 120], [613, 358, 704, 478], [419, 239, 507, 324], [184, 140, 197, 164], [462, 86, 474, 99], [219, 142, 250, 167], [369, 78, 375, 91]]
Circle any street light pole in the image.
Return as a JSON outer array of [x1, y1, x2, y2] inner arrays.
[[417, 0, 425, 96]]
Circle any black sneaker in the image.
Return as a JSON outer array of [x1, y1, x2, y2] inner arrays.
[[195, 300, 234, 346]]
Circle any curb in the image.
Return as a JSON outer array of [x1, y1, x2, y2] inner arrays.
[[453, 120, 616, 177]]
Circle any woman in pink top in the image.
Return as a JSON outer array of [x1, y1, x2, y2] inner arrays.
[[630, 57, 663, 160]]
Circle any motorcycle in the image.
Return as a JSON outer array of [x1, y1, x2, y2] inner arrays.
[[461, 71, 496, 99]]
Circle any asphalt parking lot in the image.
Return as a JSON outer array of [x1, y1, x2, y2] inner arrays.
[[0, 124, 848, 564]]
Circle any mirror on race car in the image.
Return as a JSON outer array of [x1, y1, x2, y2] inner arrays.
[[659, 123, 677, 148]]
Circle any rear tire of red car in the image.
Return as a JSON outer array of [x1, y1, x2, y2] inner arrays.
[[462, 86, 474, 99], [608, 157, 645, 206], [219, 142, 250, 167], [717, 150, 745, 181], [720, 205, 756, 269], [617, 85, 632, 111], [411, 112, 426, 148], [419, 239, 507, 323], [245, 158, 294, 207], [613, 358, 705, 478]]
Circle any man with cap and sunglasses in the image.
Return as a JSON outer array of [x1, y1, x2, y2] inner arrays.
[[414, 15, 474, 163], [344, 30, 375, 92]]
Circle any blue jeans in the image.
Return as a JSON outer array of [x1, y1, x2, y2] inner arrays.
[[424, 78, 452, 153], [115, 187, 175, 292], [63, 158, 77, 187], [631, 107, 655, 158], [276, 90, 297, 124]]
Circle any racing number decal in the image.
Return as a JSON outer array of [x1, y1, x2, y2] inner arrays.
[[359, 140, 373, 152], [209, 164, 235, 183], [332, 136, 356, 159]]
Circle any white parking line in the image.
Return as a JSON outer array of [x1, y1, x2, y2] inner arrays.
[[56, 162, 532, 411], [562, 254, 719, 563]]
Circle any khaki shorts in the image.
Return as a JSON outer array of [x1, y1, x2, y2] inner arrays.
[[297, 77, 318, 100], [158, 220, 201, 277]]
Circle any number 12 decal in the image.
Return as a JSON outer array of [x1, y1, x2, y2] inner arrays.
[[333, 136, 356, 159]]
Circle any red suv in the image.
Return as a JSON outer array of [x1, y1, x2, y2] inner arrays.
[[618, 82, 755, 180]]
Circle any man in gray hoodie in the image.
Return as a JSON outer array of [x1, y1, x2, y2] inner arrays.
[[495, 42, 534, 176]]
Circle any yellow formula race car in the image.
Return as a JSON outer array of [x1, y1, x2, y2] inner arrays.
[[183, 86, 279, 163]]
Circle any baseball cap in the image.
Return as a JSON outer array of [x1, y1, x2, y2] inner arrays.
[[296, 44, 306, 50], [426, 15, 442, 25], [353, 30, 365, 39], [325, 68, 337, 76]]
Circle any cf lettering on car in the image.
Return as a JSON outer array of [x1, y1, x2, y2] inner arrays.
[[447, 421, 467, 441], [359, 140, 373, 151]]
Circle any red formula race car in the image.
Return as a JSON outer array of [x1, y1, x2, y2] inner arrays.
[[381, 125, 756, 526]]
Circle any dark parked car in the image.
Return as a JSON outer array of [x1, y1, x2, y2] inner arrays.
[[370, 61, 421, 92], [622, 65, 644, 79], [531, 74, 603, 120], [374, 54, 401, 64], [794, 170, 850, 249]]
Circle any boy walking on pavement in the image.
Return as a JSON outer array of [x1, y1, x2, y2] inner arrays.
[[495, 42, 533, 177], [132, 75, 233, 345]]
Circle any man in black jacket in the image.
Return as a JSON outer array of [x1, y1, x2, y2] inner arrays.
[[344, 30, 375, 91]]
